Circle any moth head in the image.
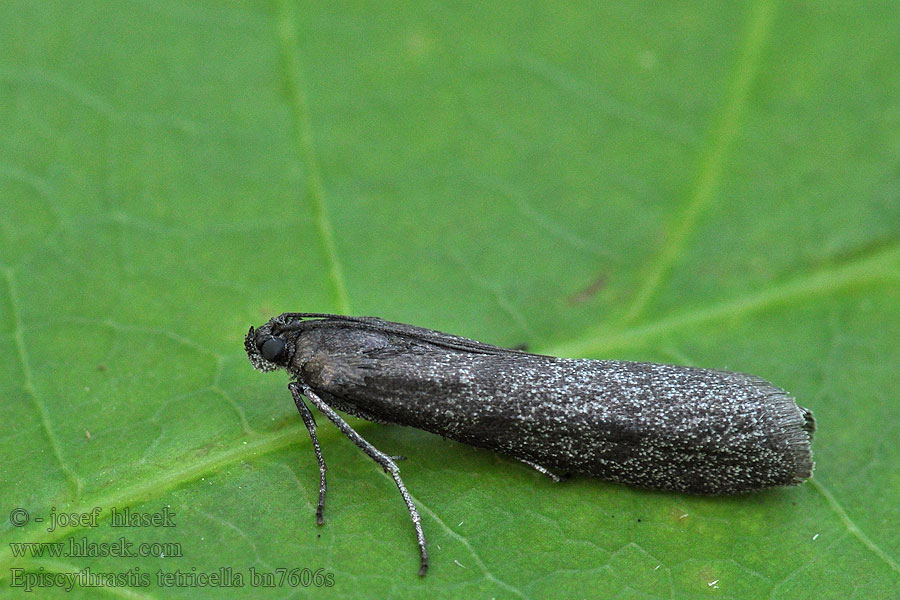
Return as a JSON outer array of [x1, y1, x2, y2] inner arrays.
[[245, 321, 291, 372]]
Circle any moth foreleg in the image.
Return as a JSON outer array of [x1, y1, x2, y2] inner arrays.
[[288, 382, 327, 525], [298, 384, 429, 576]]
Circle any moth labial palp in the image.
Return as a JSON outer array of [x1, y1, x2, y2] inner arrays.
[[245, 312, 816, 576]]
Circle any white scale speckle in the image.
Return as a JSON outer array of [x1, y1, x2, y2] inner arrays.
[[281, 321, 815, 494]]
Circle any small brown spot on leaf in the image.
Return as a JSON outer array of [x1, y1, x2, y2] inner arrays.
[[569, 273, 608, 304]]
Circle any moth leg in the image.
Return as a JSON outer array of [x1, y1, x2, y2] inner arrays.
[[518, 458, 567, 482], [288, 382, 327, 525], [299, 384, 429, 577]]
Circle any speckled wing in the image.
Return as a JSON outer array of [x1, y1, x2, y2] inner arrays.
[[301, 334, 815, 495]]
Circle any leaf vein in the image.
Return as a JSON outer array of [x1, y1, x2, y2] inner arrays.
[[3, 268, 83, 498], [811, 480, 900, 574], [274, 0, 351, 314], [545, 240, 900, 358], [409, 493, 529, 598], [622, 0, 777, 324], [0, 424, 305, 572]]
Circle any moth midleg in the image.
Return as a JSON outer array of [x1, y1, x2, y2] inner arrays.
[[298, 384, 429, 576]]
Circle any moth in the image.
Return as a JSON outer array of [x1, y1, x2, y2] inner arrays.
[[245, 313, 815, 575]]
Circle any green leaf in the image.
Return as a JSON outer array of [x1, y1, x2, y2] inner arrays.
[[2, 1, 899, 598]]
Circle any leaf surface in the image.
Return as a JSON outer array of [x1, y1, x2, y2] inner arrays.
[[2, 1, 899, 598]]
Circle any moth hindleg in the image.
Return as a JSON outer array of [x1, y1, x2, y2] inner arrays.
[[518, 457, 568, 482]]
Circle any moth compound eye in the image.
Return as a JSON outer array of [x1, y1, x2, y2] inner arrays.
[[260, 337, 286, 362]]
